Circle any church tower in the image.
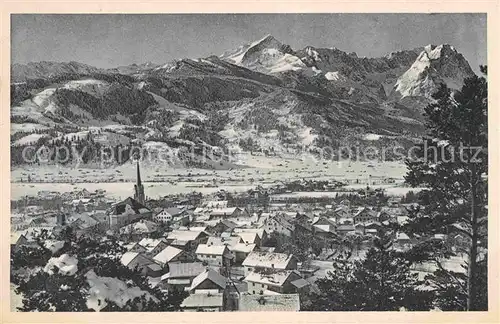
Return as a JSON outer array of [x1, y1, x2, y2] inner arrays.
[[134, 161, 145, 204]]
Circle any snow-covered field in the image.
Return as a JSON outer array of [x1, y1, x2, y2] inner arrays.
[[11, 154, 413, 200]]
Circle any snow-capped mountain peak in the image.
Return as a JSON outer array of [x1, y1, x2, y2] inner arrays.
[[220, 34, 307, 74], [392, 44, 475, 99]]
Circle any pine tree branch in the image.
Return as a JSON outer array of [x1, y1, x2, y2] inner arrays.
[[434, 259, 467, 295], [450, 224, 473, 239]]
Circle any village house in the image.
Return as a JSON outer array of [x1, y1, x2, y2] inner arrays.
[[396, 232, 412, 249], [129, 238, 168, 257], [263, 213, 294, 237], [10, 231, 38, 252], [70, 198, 96, 212], [68, 212, 109, 237], [336, 224, 355, 235], [210, 219, 239, 235], [119, 219, 159, 238], [244, 270, 303, 295], [238, 294, 300, 312], [153, 245, 191, 267], [120, 251, 161, 277], [237, 232, 261, 247], [353, 207, 378, 224], [204, 200, 228, 208], [242, 251, 298, 275], [230, 242, 257, 264], [233, 228, 268, 243], [387, 196, 401, 207], [354, 223, 365, 235], [165, 230, 209, 251], [376, 209, 392, 222], [159, 262, 206, 292], [109, 197, 152, 229], [180, 293, 225, 312], [312, 217, 337, 234], [206, 236, 243, 248], [209, 207, 249, 221], [154, 207, 190, 226], [332, 205, 351, 221], [195, 244, 232, 267], [189, 268, 228, 294]]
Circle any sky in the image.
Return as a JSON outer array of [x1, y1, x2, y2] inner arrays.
[[11, 14, 487, 73]]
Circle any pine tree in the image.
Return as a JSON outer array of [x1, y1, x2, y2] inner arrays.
[[404, 67, 488, 310], [303, 230, 434, 311]]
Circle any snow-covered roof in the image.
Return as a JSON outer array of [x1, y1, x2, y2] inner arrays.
[[153, 246, 183, 265], [120, 251, 139, 267], [204, 200, 228, 208], [168, 262, 206, 279], [157, 207, 184, 217], [119, 220, 158, 234], [210, 207, 239, 216], [44, 254, 78, 276], [242, 251, 294, 270], [230, 243, 256, 253], [85, 270, 156, 311], [166, 230, 205, 241], [190, 269, 227, 291], [206, 236, 242, 247], [195, 244, 229, 256], [138, 238, 165, 252], [181, 293, 224, 308], [237, 232, 259, 244], [43, 240, 65, 254], [244, 270, 300, 287], [238, 294, 300, 312], [397, 232, 411, 241]]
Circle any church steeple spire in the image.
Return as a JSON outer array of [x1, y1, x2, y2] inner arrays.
[[134, 160, 145, 204], [136, 160, 142, 186]]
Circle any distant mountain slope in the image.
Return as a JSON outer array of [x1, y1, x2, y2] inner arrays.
[[10, 35, 477, 168], [12, 61, 104, 82]]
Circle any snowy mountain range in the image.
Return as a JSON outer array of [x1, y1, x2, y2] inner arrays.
[[10, 35, 476, 167]]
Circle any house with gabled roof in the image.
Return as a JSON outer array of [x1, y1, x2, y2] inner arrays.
[[206, 236, 243, 250], [353, 207, 378, 224], [210, 219, 239, 235], [242, 251, 298, 275], [195, 244, 232, 267], [154, 207, 190, 226], [119, 219, 158, 237], [189, 268, 228, 294], [181, 293, 224, 312], [233, 228, 268, 243], [204, 200, 228, 209], [209, 207, 249, 221], [336, 224, 355, 235], [130, 238, 168, 257], [159, 262, 206, 292], [312, 217, 337, 233], [230, 242, 257, 264], [120, 251, 160, 276], [244, 270, 303, 295], [153, 245, 190, 267], [237, 232, 261, 247], [165, 230, 209, 251], [263, 213, 294, 237]]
